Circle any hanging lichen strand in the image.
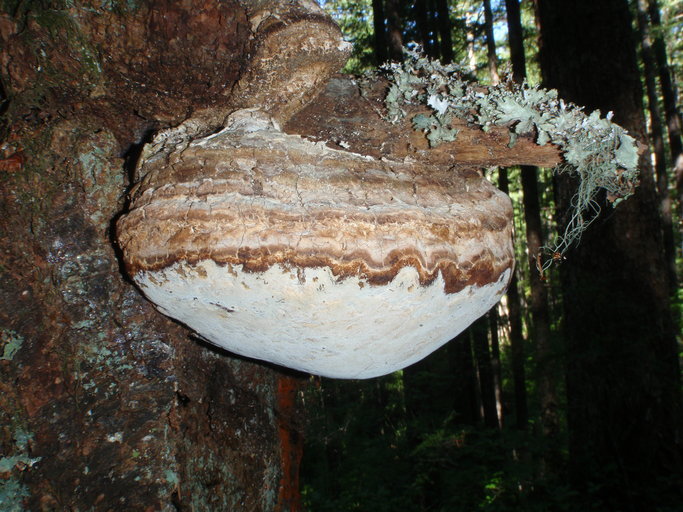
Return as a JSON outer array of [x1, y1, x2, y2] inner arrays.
[[377, 49, 640, 269]]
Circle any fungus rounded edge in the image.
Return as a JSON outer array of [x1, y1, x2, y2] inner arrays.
[[116, 109, 514, 379]]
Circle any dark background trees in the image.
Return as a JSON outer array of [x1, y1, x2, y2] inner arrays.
[[303, 1, 682, 510]]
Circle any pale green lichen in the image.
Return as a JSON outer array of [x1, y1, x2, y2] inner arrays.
[[0, 479, 30, 512], [1, 329, 24, 361], [0, 428, 41, 512], [377, 49, 640, 268]]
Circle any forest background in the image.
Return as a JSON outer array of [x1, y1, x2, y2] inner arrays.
[[300, 1, 683, 511]]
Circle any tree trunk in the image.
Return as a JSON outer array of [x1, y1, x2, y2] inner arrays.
[[520, 167, 559, 448], [450, 333, 481, 425], [504, 0, 527, 84], [647, 0, 683, 220], [483, 0, 500, 83], [506, 0, 559, 468], [497, 170, 529, 430], [435, 0, 454, 64], [372, 0, 389, 65], [635, 0, 677, 295], [385, 0, 404, 62], [413, 0, 436, 58], [488, 310, 504, 428], [535, 0, 683, 508], [471, 316, 499, 429], [0, 2, 342, 509]]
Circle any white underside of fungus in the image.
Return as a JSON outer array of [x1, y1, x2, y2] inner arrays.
[[137, 260, 510, 379], [117, 109, 514, 379]]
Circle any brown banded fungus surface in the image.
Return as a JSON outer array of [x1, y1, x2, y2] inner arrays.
[[117, 109, 514, 378], [116, 0, 545, 379]]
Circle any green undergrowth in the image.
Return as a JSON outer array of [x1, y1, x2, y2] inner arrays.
[[375, 49, 640, 269]]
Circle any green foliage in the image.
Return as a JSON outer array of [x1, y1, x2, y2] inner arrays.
[[301, 371, 577, 512], [377, 49, 640, 267], [321, 0, 376, 73]]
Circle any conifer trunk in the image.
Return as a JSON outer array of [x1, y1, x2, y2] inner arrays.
[[535, 0, 683, 508], [647, 0, 683, 218], [635, 0, 677, 294], [483, 0, 500, 83], [372, 0, 389, 65], [506, 0, 559, 466], [497, 170, 529, 429]]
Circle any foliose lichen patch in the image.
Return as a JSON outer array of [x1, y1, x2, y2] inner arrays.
[[375, 49, 640, 267]]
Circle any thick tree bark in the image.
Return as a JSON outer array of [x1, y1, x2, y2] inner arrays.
[[0, 2, 343, 509], [535, 0, 683, 508]]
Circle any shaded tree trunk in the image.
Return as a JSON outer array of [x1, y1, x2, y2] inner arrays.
[[413, 0, 436, 58], [450, 333, 481, 425], [471, 316, 499, 429], [535, 0, 683, 509], [504, 0, 526, 84], [435, 0, 454, 63], [483, 0, 500, 83], [506, 0, 559, 469], [647, 0, 683, 219], [635, 0, 677, 295], [385, 0, 404, 61], [488, 310, 504, 428], [372, 0, 389, 64], [497, 170, 529, 430]]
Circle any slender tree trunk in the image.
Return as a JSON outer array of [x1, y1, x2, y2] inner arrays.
[[385, 0, 404, 61], [635, 0, 677, 295], [504, 0, 526, 84], [466, 18, 478, 73], [535, 1, 683, 509], [520, 168, 559, 441], [488, 308, 504, 428], [435, 0, 454, 63], [647, 0, 683, 216], [413, 0, 435, 58], [483, 0, 500, 83], [429, 0, 443, 61], [372, 0, 388, 65], [506, 0, 560, 469], [498, 170, 529, 430], [471, 316, 500, 429], [450, 333, 481, 425]]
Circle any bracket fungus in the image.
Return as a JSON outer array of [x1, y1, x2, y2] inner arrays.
[[116, 2, 638, 379], [117, 107, 514, 379]]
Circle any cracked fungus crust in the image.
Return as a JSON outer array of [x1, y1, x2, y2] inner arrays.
[[137, 261, 511, 379], [117, 109, 514, 378]]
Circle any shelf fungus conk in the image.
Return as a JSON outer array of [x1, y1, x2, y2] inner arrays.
[[116, 109, 514, 379]]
